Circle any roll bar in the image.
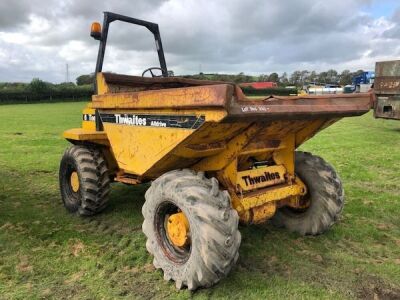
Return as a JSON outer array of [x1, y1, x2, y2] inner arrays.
[[93, 12, 168, 92]]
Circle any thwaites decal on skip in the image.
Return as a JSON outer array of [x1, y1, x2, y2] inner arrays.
[[115, 114, 147, 126], [99, 113, 205, 129]]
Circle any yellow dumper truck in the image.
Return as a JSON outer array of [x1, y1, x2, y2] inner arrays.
[[59, 12, 373, 290]]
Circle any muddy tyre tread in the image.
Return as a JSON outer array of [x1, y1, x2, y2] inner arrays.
[[272, 151, 344, 235], [142, 169, 241, 290], [59, 145, 110, 216]]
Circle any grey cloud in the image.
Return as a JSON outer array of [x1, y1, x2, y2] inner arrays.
[[0, 0, 398, 82], [382, 6, 400, 39], [0, 0, 32, 29], [383, 26, 400, 39]]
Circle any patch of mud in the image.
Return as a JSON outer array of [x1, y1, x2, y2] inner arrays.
[[64, 271, 85, 284], [357, 275, 400, 300], [69, 240, 85, 257], [16, 255, 33, 273]]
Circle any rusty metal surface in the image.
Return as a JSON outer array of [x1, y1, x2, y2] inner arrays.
[[374, 60, 400, 119], [375, 60, 400, 95], [102, 72, 229, 88], [94, 72, 372, 119], [92, 84, 233, 109], [374, 95, 400, 120], [375, 60, 400, 77], [227, 93, 373, 120], [374, 77, 400, 95], [115, 175, 141, 185]]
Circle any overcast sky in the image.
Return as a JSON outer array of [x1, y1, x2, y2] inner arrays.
[[0, 0, 399, 83]]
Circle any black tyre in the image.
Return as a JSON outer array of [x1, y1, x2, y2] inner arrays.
[[272, 151, 344, 235], [142, 169, 241, 290], [59, 145, 111, 216]]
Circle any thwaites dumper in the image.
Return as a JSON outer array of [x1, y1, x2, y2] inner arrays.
[[59, 12, 373, 290]]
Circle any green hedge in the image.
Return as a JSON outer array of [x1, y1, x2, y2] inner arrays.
[[241, 86, 298, 96], [0, 87, 93, 104]]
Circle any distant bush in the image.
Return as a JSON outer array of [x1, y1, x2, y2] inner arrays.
[[0, 82, 93, 104], [76, 74, 95, 86], [28, 78, 50, 94], [241, 86, 298, 96]]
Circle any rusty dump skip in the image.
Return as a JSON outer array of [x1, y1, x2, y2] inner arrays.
[[93, 73, 373, 119]]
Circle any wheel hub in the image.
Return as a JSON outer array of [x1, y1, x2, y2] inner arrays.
[[70, 171, 80, 193], [166, 212, 190, 247]]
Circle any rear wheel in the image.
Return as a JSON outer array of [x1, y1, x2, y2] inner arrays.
[[272, 151, 344, 235], [59, 145, 111, 216], [142, 169, 241, 290]]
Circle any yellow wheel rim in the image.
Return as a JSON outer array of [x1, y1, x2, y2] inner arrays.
[[167, 212, 190, 247], [70, 171, 80, 193]]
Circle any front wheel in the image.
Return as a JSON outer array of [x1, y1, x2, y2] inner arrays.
[[142, 169, 241, 290], [59, 145, 111, 216], [272, 151, 344, 235]]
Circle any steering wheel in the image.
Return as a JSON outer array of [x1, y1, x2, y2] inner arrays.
[[142, 67, 164, 78]]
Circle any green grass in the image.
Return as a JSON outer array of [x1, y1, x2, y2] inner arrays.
[[0, 102, 399, 299]]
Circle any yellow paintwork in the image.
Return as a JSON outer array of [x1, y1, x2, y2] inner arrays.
[[63, 128, 109, 147], [63, 128, 108, 141], [240, 177, 307, 210], [82, 107, 96, 131], [193, 124, 262, 171], [63, 71, 339, 224], [272, 135, 295, 175], [104, 123, 194, 174], [167, 212, 190, 247], [70, 171, 80, 193], [96, 73, 109, 95], [100, 110, 226, 175], [295, 119, 332, 147], [251, 202, 276, 224], [233, 176, 307, 223], [237, 165, 286, 192]]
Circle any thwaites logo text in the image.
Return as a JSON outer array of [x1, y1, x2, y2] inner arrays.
[[115, 114, 149, 126], [100, 113, 205, 129], [241, 172, 281, 187]]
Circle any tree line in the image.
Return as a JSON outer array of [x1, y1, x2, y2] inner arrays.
[[0, 68, 366, 104], [185, 69, 365, 86], [2, 68, 367, 90], [76, 69, 365, 86]]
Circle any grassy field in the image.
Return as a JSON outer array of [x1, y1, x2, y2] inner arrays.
[[0, 102, 399, 299]]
